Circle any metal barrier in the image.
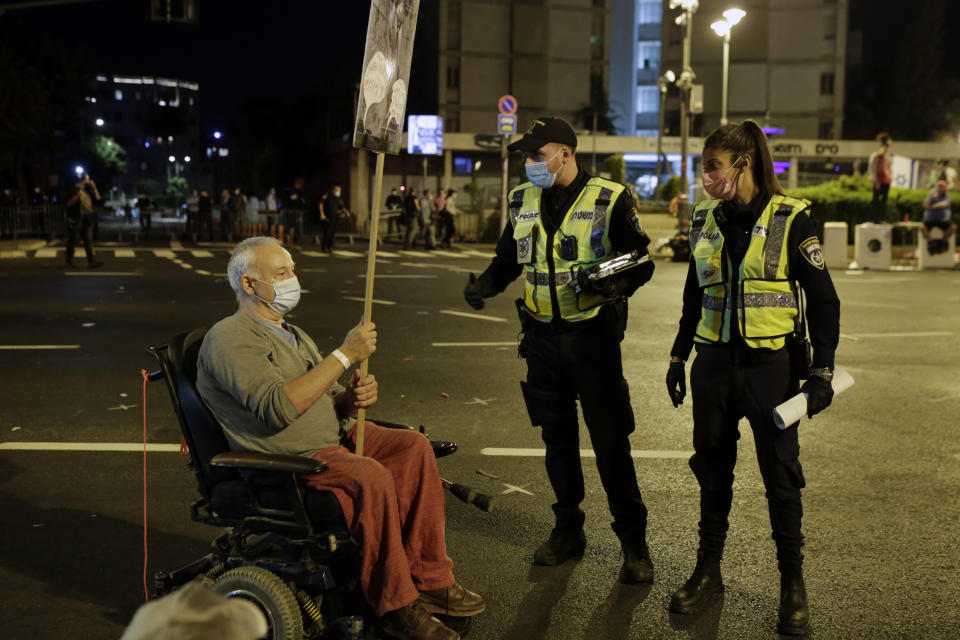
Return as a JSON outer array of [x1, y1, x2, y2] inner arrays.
[[0, 205, 66, 240]]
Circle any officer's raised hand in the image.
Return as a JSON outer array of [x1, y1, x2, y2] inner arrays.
[[464, 273, 487, 310], [666, 360, 686, 407], [800, 372, 834, 418]]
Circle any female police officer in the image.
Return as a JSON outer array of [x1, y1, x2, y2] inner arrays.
[[665, 121, 840, 635]]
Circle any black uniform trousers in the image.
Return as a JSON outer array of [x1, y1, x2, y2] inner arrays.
[[520, 305, 648, 544], [689, 343, 806, 572]]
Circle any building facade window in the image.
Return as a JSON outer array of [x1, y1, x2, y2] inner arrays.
[[638, 42, 660, 70], [820, 72, 835, 95], [818, 119, 834, 139], [638, 0, 660, 24], [446, 62, 460, 90], [637, 87, 659, 113], [447, 1, 461, 50]]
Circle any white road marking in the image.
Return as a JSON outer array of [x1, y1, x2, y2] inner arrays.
[[430, 250, 468, 258], [438, 310, 507, 323], [153, 249, 176, 258], [333, 250, 365, 258], [358, 274, 438, 279], [179, 263, 194, 269], [481, 447, 692, 459], [66, 271, 143, 276], [81, 322, 95, 327], [169, 239, 184, 250], [195, 269, 211, 275], [465, 397, 495, 406], [373, 251, 401, 258], [432, 342, 516, 347], [461, 249, 495, 258], [501, 484, 534, 496], [848, 331, 952, 339], [35, 248, 59, 258], [842, 301, 907, 309], [398, 250, 432, 258], [0, 250, 26, 258], [114, 249, 136, 258], [190, 250, 214, 258], [0, 442, 181, 452], [343, 296, 396, 306], [839, 333, 859, 341], [300, 251, 328, 257], [107, 404, 138, 411], [0, 345, 79, 350]]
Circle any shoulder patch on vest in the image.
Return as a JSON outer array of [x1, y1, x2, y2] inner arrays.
[[799, 236, 824, 270], [627, 207, 645, 236]]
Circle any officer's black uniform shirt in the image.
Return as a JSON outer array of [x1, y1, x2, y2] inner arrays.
[[477, 165, 652, 306], [670, 192, 840, 369]]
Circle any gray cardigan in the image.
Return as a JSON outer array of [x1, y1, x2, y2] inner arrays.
[[196, 311, 344, 457]]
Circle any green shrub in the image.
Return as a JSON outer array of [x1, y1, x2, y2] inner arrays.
[[654, 175, 682, 203]]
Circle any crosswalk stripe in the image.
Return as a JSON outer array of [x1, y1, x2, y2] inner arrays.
[[343, 296, 396, 305], [461, 249, 494, 258], [438, 310, 508, 323], [0, 442, 181, 452], [153, 249, 176, 258], [374, 251, 401, 258], [114, 249, 136, 258], [398, 250, 432, 257], [35, 248, 59, 258], [429, 250, 468, 258], [333, 250, 365, 258], [190, 250, 214, 258], [300, 250, 328, 257]]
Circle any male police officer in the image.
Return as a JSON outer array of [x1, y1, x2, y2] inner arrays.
[[463, 117, 656, 583]]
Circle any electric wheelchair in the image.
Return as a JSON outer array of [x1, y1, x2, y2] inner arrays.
[[146, 329, 472, 639]]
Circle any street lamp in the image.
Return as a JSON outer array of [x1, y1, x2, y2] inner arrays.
[[711, 8, 746, 126], [669, 0, 698, 218], [656, 70, 676, 191], [95, 118, 104, 127]]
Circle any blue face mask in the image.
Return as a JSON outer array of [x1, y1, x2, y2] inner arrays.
[[254, 275, 301, 315], [525, 150, 563, 189]]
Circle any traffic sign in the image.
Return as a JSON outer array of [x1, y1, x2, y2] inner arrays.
[[498, 94, 518, 115], [497, 114, 518, 135]]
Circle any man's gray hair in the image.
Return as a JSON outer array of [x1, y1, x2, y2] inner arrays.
[[227, 236, 283, 301]]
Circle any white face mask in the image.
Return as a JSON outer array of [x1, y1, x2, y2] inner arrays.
[[253, 275, 301, 314]]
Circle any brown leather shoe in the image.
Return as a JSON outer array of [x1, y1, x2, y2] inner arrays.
[[418, 582, 485, 617], [382, 601, 459, 640]]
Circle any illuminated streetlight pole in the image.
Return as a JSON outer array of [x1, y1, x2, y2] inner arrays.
[[670, 0, 698, 214], [656, 70, 676, 190], [711, 8, 745, 127]]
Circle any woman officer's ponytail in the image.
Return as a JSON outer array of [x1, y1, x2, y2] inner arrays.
[[703, 120, 784, 196]]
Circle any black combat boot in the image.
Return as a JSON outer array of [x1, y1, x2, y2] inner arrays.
[[669, 552, 723, 614], [619, 539, 654, 584], [532, 527, 586, 566], [777, 568, 810, 635]]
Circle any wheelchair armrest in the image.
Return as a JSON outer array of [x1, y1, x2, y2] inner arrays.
[[210, 451, 328, 474]]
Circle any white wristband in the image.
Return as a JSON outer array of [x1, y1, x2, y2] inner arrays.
[[330, 349, 352, 370]]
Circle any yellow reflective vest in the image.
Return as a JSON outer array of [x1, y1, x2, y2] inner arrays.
[[508, 177, 626, 323], [689, 193, 811, 350]]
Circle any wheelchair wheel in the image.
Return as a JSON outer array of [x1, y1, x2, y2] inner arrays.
[[212, 566, 304, 640]]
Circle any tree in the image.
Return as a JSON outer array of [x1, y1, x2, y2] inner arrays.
[[573, 76, 618, 134], [166, 176, 189, 203], [89, 135, 127, 174]]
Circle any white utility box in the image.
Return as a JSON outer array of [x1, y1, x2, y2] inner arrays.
[[854, 224, 892, 270], [822, 222, 848, 270], [918, 229, 956, 270]]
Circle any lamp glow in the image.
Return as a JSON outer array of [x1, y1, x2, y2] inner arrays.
[[711, 20, 731, 37], [168, 155, 176, 163], [95, 118, 104, 126], [723, 8, 746, 25]]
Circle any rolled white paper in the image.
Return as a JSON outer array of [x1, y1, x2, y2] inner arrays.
[[773, 367, 855, 430]]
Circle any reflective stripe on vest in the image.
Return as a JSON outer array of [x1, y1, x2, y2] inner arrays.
[[508, 177, 625, 322], [691, 194, 810, 350]]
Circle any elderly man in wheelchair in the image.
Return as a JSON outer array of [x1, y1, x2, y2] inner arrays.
[[150, 236, 483, 640]]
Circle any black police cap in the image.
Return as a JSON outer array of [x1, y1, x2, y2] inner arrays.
[[507, 117, 578, 153]]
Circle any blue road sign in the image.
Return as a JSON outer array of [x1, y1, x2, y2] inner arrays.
[[498, 114, 518, 135]]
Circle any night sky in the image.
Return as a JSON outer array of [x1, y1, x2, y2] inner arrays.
[[0, 0, 435, 136]]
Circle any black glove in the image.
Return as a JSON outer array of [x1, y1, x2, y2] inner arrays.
[[800, 375, 834, 418], [575, 267, 617, 298], [464, 273, 486, 310], [666, 360, 686, 407]]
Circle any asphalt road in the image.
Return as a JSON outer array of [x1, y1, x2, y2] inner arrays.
[[0, 239, 958, 639]]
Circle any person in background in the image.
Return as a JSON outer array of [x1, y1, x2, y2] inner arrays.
[[319, 183, 348, 253], [185, 188, 200, 238], [419, 188, 435, 250], [868, 133, 892, 223], [197, 189, 213, 241], [137, 191, 154, 237], [65, 174, 103, 268], [385, 187, 403, 238], [402, 187, 421, 250], [439, 189, 457, 248], [265, 187, 278, 211], [921, 179, 956, 252]]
